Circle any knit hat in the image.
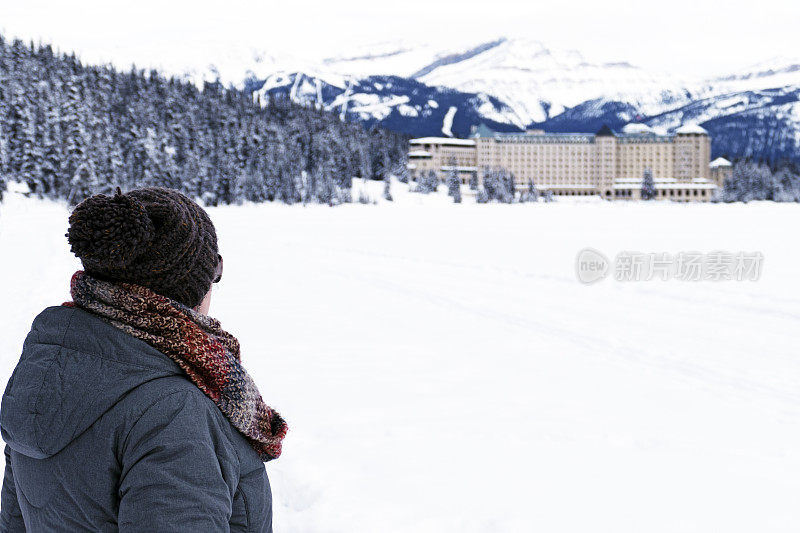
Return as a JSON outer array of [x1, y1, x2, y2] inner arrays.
[[66, 187, 219, 308]]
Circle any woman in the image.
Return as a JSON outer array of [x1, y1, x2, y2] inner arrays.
[[0, 187, 287, 531]]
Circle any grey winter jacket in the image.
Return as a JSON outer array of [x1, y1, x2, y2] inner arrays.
[[0, 305, 272, 532]]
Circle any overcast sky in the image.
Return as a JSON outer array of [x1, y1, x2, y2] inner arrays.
[[1, 0, 797, 78]]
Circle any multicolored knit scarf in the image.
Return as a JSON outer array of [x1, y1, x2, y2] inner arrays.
[[65, 270, 287, 462]]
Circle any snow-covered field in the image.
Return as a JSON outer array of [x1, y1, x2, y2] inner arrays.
[[1, 187, 799, 532]]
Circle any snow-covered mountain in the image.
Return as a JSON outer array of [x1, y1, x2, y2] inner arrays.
[[237, 38, 800, 163]]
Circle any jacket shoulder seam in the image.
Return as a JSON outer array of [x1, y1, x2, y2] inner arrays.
[[120, 387, 192, 454], [31, 308, 77, 456], [31, 341, 176, 372], [192, 387, 243, 474], [57, 306, 77, 346], [179, 388, 244, 480], [120, 383, 241, 471]]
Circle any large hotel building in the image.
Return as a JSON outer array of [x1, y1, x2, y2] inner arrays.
[[408, 123, 721, 201]]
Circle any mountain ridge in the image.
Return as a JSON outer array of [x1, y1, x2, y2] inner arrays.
[[239, 37, 800, 163]]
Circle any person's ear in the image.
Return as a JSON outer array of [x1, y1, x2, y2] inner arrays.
[[214, 254, 223, 283]]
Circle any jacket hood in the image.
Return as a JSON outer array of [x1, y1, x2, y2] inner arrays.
[[1, 306, 182, 459]]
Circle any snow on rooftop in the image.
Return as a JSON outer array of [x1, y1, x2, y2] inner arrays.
[[612, 182, 717, 190], [675, 124, 708, 135], [615, 177, 678, 184], [710, 157, 732, 168], [440, 165, 478, 172], [409, 137, 476, 146], [621, 123, 654, 135], [408, 150, 432, 157]]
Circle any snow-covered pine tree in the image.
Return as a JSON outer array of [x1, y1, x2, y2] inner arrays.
[[237, 164, 267, 203], [468, 172, 478, 191], [317, 165, 338, 206], [446, 158, 461, 203], [392, 158, 409, 184], [773, 163, 800, 202], [413, 172, 424, 193], [40, 117, 63, 197], [482, 167, 513, 203], [0, 70, 8, 185], [527, 179, 538, 202], [67, 162, 99, 205], [0, 138, 6, 202], [427, 170, 439, 193], [497, 168, 512, 203], [179, 151, 203, 199], [215, 151, 240, 205], [727, 160, 777, 202], [481, 168, 493, 199], [506, 172, 517, 202], [62, 76, 92, 197], [0, 124, 8, 191], [414, 170, 438, 194], [452, 181, 462, 203], [480, 167, 495, 201], [720, 162, 739, 202], [158, 136, 181, 192], [0, 36, 408, 206], [19, 138, 44, 197], [7, 86, 38, 188], [722, 160, 768, 202], [383, 171, 392, 202], [753, 163, 776, 201], [641, 168, 656, 200]]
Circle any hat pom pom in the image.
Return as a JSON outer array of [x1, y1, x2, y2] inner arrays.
[[67, 189, 154, 269]]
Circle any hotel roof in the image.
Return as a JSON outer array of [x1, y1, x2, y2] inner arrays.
[[621, 123, 654, 135], [456, 122, 709, 144], [471, 123, 673, 142], [675, 124, 709, 135], [409, 137, 476, 147]]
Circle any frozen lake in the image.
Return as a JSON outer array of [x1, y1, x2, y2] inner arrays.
[[1, 188, 799, 532]]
